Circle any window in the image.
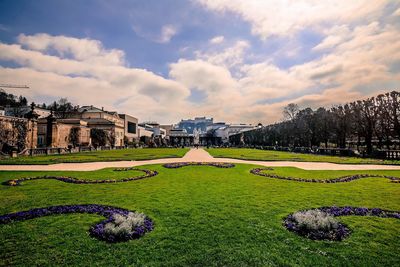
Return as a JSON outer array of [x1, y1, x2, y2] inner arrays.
[[38, 136, 44, 145], [127, 122, 136, 134]]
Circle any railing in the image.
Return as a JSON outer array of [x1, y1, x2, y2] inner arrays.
[[372, 150, 400, 160], [3, 145, 133, 158], [386, 150, 400, 160], [245, 145, 400, 159]]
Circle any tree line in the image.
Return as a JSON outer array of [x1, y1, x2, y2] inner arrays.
[[0, 89, 27, 107], [230, 91, 400, 154]]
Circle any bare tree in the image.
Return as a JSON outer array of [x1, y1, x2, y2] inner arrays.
[[283, 103, 299, 121]]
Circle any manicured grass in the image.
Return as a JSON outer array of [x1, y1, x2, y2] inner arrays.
[[255, 167, 400, 180], [207, 148, 400, 165], [1, 164, 399, 266], [0, 148, 189, 165]]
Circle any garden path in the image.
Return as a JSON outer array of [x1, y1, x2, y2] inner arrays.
[[1, 148, 400, 171]]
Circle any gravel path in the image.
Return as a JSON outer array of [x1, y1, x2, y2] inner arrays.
[[1, 148, 400, 171]]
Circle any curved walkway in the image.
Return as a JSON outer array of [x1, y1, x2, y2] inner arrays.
[[1, 148, 400, 171]]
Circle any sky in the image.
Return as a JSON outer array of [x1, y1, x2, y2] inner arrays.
[[0, 0, 399, 125]]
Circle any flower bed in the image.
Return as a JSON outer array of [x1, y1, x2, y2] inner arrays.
[[162, 162, 235, 168], [250, 168, 400, 183], [284, 206, 400, 241], [4, 168, 158, 186], [0, 204, 153, 243]]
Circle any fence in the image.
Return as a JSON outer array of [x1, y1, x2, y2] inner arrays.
[[12, 145, 136, 157], [242, 145, 400, 160]]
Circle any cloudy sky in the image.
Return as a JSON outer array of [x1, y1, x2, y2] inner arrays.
[[0, 0, 399, 124]]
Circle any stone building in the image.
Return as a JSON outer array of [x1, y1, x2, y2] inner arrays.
[[37, 116, 90, 148], [77, 106, 125, 146], [0, 114, 38, 153]]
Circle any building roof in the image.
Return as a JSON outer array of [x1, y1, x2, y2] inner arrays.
[[79, 105, 118, 116], [83, 118, 123, 127]]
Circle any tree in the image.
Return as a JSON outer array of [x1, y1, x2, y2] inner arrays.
[[283, 103, 299, 121], [107, 129, 116, 147], [331, 104, 353, 149], [47, 98, 77, 118], [69, 127, 80, 147], [0, 89, 29, 107], [90, 128, 108, 148]]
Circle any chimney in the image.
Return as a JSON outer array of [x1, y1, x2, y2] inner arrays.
[[102, 107, 104, 111]]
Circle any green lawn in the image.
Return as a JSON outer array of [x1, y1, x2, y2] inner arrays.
[[1, 164, 399, 266], [255, 167, 400, 180], [0, 148, 189, 165], [207, 148, 400, 165]]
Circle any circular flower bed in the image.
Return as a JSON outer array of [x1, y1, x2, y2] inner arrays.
[[163, 162, 235, 168], [4, 168, 158, 186], [284, 206, 400, 241], [0, 204, 153, 243], [250, 168, 400, 183]]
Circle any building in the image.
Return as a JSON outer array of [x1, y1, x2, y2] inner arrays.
[[77, 105, 125, 146], [0, 114, 38, 153], [37, 116, 90, 148], [160, 124, 173, 137], [169, 128, 193, 146], [210, 123, 256, 144], [176, 117, 213, 134], [119, 114, 139, 143], [139, 122, 167, 138]]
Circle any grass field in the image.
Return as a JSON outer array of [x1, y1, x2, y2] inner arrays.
[[207, 148, 400, 165], [1, 164, 399, 266], [0, 148, 189, 165]]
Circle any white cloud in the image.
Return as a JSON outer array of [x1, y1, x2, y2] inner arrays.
[[159, 25, 178, 43], [17, 33, 125, 66], [132, 24, 179, 44], [239, 63, 310, 99], [0, 34, 190, 123], [168, 18, 400, 124], [209, 35, 224, 44], [313, 25, 351, 51], [169, 59, 236, 94], [195, 40, 249, 69], [1, 14, 400, 126], [196, 0, 387, 39]]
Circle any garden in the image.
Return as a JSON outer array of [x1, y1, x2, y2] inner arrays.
[[206, 148, 400, 165], [0, 148, 189, 165], [0, 163, 399, 266]]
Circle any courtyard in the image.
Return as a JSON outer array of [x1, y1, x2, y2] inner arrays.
[[0, 148, 399, 266]]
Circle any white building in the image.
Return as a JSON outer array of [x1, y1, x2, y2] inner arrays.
[[207, 123, 256, 143]]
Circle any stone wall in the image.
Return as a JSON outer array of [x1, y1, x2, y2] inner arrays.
[[0, 115, 37, 153]]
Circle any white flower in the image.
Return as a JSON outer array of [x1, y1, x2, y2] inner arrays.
[[104, 212, 146, 236], [293, 210, 339, 231]]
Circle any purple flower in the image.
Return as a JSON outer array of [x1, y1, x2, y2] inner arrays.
[[0, 204, 154, 243], [284, 206, 400, 241], [163, 162, 235, 169], [5, 168, 158, 186], [250, 168, 400, 184]]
